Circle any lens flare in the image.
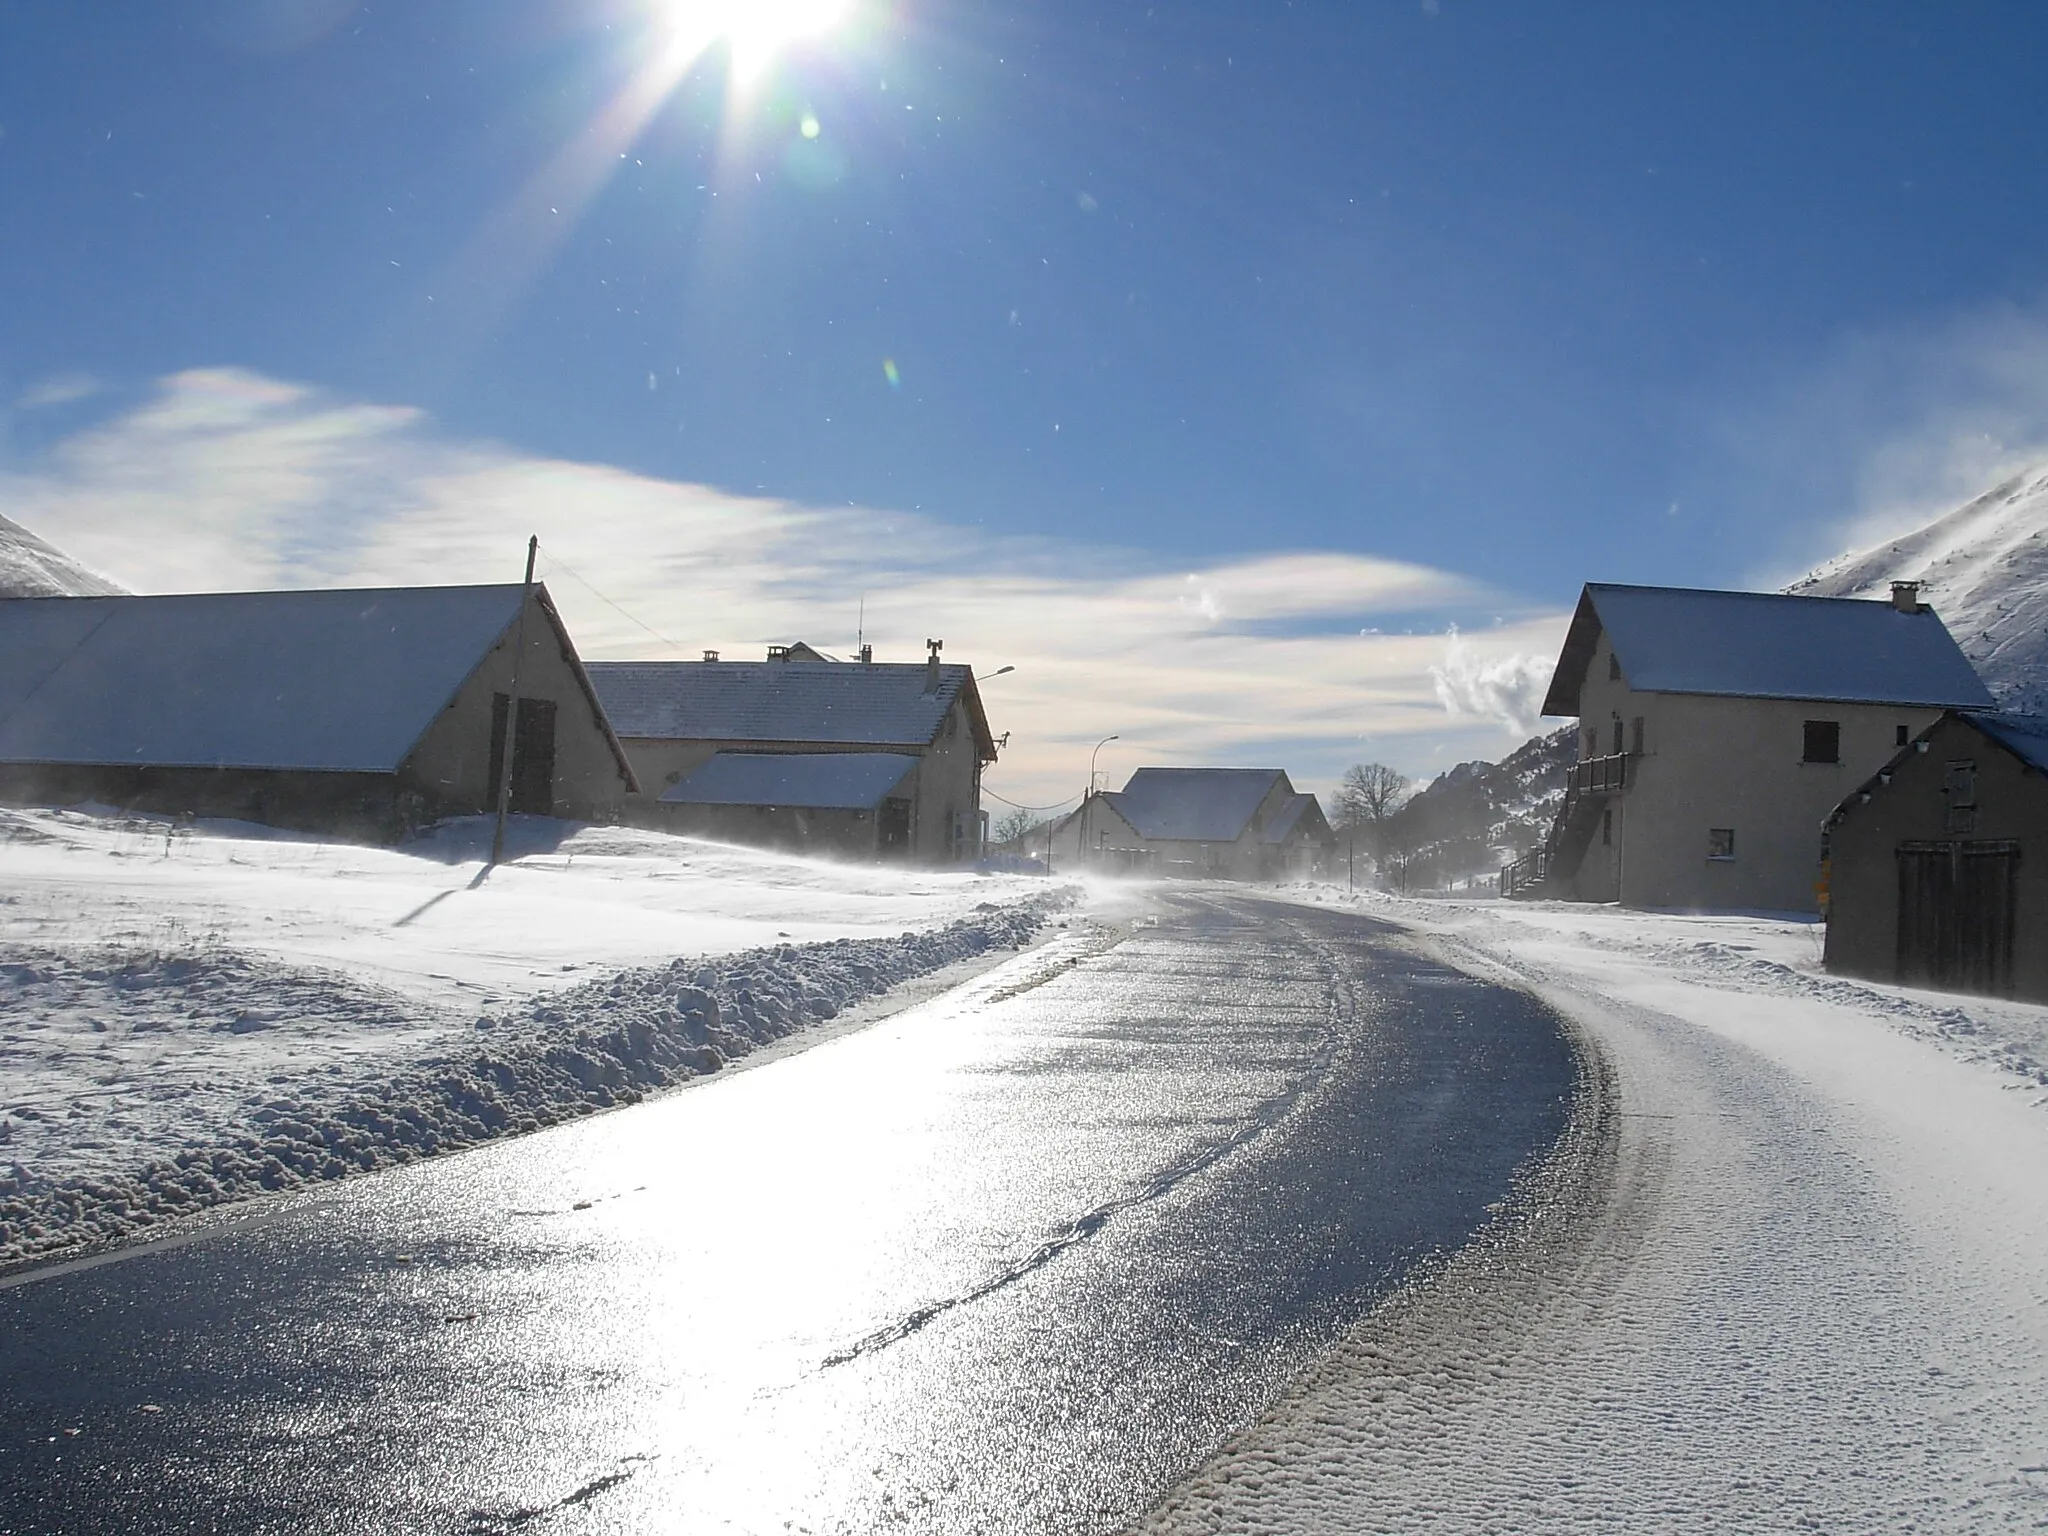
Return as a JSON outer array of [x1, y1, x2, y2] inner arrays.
[[882, 359, 900, 390], [662, 0, 853, 83]]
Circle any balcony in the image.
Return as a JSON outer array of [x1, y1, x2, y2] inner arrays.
[[1568, 752, 1631, 796]]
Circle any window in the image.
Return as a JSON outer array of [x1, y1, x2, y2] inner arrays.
[[1708, 827, 1736, 861], [1802, 720, 1841, 764], [1601, 807, 1613, 846], [1944, 759, 1978, 835], [1895, 723, 1910, 747], [1608, 653, 1621, 681], [1631, 716, 1645, 755], [1611, 716, 1625, 755], [1584, 728, 1597, 758]]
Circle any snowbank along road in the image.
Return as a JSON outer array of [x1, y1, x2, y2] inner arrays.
[[0, 892, 1577, 1535]]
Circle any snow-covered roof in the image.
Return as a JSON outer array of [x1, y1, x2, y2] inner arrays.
[[659, 751, 919, 810], [587, 660, 996, 758], [1542, 584, 1994, 716], [1102, 768, 1288, 842], [1967, 711, 2048, 774], [1260, 792, 1331, 846], [0, 584, 544, 773]]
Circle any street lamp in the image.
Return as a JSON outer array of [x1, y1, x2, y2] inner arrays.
[[1085, 734, 1119, 867], [976, 665, 1016, 681]]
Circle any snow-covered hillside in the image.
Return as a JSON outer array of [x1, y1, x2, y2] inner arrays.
[[1789, 465, 2048, 714], [0, 512, 123, 598]]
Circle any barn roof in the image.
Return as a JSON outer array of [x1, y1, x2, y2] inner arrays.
[[586, 660, 997, 759], [1260, 792, 1332, 846], [1966, 711, 2048, 774], [1101, 767, 1288, 842], [659, 751, 919, 810], [0, 583, 630, 778], [1541, 584, 1994, 717]]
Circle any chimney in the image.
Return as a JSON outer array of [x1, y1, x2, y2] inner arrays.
[[702, 649, 720, 662], [766, 644, 790, 662], [858, 643, 873, 665], [923, 637, 943, 694], [1890, 581, 1922, 614]]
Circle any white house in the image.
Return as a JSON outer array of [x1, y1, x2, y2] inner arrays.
[[1051, 767, 1332, 880], [1508, 581, 1993, 912]]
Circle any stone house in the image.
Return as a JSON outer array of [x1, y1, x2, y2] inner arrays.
[[585, 643, 997, 862], [1822, 710, 2048, 1002], [0, 584, 636, 839], [1050, 767, 1333, 880], [1509, 582, 1992, 912]]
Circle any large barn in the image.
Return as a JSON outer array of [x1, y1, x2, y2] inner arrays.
[[0, 584, 636, 839], [1508, 582, 1992, 912], [1050, 767, 1332, 880], [1822, 710, 2048, 1002], [585, 643, 998, 862]]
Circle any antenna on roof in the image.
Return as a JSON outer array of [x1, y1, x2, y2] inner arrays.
[[857, 593, 865, 654]]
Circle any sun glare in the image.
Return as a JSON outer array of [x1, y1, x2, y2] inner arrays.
[[663, 0, 853, 84]]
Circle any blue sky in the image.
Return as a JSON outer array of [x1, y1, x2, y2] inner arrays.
[[6, 1, 2048, 800]]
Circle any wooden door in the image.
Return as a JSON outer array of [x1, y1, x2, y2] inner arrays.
[[489, 694, 558, 816], [1895, 840, 2019, 997]]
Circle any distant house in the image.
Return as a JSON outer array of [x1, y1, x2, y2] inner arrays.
[[1822, 710, 2048, 1002], [1050, 767, 1333, 880], [1509, 581, 1993, 912], [585, 643, 998, 862], [0, 584, 637, 839]]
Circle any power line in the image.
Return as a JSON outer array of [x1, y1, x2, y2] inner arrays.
[[537, 547, 693, 656], [983, 787, 1081, 813]]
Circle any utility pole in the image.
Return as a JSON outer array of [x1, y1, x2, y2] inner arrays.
[[1086, 734, 1118, 868], [489, 535, 539, 870]]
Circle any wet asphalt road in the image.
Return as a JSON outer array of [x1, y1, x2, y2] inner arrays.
[[0, 893, 1577, 1535]]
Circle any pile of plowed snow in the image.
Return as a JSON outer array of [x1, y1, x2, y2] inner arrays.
[[0, 806, 1070, 1266]]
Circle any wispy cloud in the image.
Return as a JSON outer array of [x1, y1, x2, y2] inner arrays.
[[1, 368, 1571, 801], [13, 373, 101, 411]]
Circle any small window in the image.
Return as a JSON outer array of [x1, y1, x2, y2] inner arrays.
[[1802, 720, 1841, 764], [1895, 723, 1910, 747], [1584, 729, 1598, 758], [1601, 807, 1613, 846], [1943, 759, 1977, 806], [1631, 716, 1645, 755], [1608, 653, 1621, 681], [1707, 827, 1736, 861], [1611, 717, 1625, 756]]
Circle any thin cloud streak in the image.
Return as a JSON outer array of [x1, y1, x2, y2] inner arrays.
[[2, 369, 1571, 800]]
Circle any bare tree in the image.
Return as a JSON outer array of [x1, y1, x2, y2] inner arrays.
[[993, 807, 1039, 848], [1326, 762, 1409, 888]]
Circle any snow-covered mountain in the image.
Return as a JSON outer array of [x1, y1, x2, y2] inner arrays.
[[1787, 465, 2048, 714], [0, 513, 124, 598]]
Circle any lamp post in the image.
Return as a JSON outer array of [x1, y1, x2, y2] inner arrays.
[[1085, 734, 1119, 868], [976, 665, 1016, 681]]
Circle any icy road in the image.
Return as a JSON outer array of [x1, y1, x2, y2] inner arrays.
[[0, 893, 1576, 1534]]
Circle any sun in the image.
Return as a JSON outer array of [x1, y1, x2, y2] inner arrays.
[[660, 0, 853, 84]]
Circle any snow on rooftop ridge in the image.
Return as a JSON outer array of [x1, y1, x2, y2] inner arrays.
[[1788, 462, 2048, 715], [0, 514, 124, 599]]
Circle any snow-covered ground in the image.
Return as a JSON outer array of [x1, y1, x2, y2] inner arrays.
[[0, 807, 1071, 1266], [1139, 886, 2048, 1533]]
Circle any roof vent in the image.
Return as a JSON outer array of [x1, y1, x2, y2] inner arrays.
[[1890, 580, 1923, 614], [858, 643, 873, 665], [702, 649, 720, 662], [923, 637, 943, 694]]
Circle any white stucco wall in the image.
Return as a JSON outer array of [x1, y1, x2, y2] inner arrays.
[[1565, 629, 1941, 913]]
